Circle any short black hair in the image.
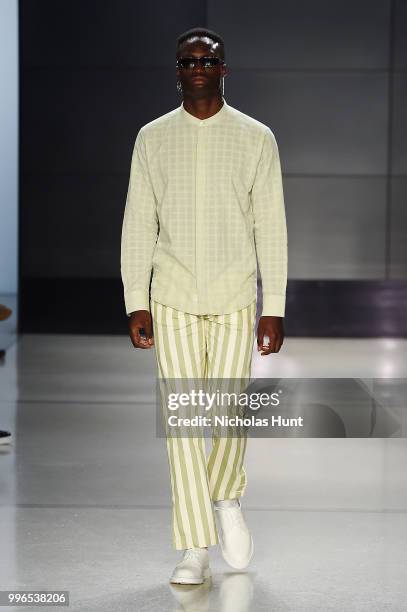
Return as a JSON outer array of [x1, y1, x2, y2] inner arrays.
[[176, 27, 225, 61]]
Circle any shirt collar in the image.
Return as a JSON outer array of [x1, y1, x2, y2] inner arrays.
[[179, 97, 228, 126]]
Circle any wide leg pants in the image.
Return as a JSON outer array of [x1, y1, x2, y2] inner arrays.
[[151, 298, 257, 550]]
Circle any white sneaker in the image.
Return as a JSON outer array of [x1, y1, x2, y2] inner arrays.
[[170, 547, 211, 585], [214, 499, 254, 569]]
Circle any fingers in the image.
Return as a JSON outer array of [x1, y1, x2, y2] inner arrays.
[[127, 311, 155, 349], [143, 318, 154, 346], [130, 325, 154, 349], [258, 334, 284, 355], [135, 336, 153, 349], [130, 327, 144, 349], [257, 330, 264, 352], [257, 317, 284, 356]]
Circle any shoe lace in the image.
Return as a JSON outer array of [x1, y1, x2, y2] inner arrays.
[[183, 548, 205, 561], [221, 506, 248, 532]]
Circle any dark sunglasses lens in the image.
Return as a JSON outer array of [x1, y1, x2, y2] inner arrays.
[[203, 57, 220, 67], [178, 58, 194, 69], [177, 57, 221, 69]]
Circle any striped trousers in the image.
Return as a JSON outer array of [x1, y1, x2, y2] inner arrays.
[[151, 298, 257, 550]]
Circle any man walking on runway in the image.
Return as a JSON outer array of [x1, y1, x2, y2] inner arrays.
[[120, 27, 288, 584]]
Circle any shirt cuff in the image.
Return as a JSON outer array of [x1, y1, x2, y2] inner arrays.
[[124, 289, 150, 316], [261, 293, 286, 318]]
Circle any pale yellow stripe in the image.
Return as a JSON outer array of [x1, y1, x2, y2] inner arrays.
[[153, 301, 183, 548]]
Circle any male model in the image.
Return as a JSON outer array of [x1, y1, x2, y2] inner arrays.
[[120, 27, 287, 584]]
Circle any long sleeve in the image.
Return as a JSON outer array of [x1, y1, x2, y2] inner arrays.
[[120, 128, 159, 315], [251, 128, 288, 317]]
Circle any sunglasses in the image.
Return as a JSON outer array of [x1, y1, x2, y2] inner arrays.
[[176, 56, 224, 70]]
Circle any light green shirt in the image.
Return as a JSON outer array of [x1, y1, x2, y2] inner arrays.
[[120, 97, 288, 318]]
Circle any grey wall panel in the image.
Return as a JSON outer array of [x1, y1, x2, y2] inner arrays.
[[394, 0, 407, 69], [226, 72, 388, 175], [20, 0, 205, 68], [285, 177, 387, 278], [208, 0, 390, 69], [19, 1, 405, 329], [21, 175, 389, 280], [21, 68, 181, 174], [390, 178, 407, 278], [21, 174, 127, 277], [392, 73, 407, 175]]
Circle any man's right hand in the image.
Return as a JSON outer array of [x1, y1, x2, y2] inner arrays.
[[128, 310, 154, 349]]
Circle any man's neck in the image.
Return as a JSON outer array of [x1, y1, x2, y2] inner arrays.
[[182, 95, 224, 120]]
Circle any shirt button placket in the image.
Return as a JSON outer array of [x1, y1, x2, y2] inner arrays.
[[195, 121, 206, 312]]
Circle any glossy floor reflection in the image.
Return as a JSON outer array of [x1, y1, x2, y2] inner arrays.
[[0, 334, 407, 611]]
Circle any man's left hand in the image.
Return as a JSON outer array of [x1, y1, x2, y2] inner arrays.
[[257, 316, 284, 356]]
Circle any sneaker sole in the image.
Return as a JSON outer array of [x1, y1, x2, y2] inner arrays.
[[170, 566, 211, 585]]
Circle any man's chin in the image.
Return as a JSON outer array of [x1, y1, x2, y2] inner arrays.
[[184, 85, 216, 97]]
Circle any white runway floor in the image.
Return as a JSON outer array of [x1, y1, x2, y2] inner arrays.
[[1, 327, 407, 611]]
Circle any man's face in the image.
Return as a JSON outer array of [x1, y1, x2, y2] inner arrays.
[[176, 36, 227, 98]]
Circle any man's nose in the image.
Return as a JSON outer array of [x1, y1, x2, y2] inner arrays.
[[194, 61, 205, 73]]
